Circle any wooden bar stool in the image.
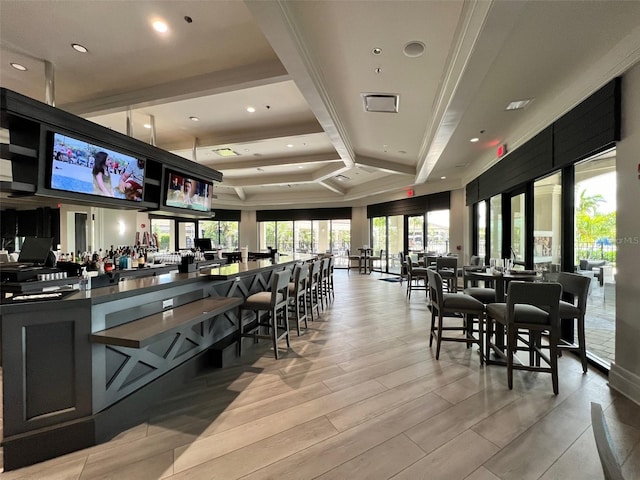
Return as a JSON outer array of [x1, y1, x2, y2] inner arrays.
[[288, 262, 309, 335], [237, 269, 291, 359]]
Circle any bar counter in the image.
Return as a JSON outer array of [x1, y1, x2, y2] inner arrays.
[[0, 253, 314, 471]]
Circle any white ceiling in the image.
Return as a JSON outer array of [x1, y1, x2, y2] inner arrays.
[[2, 0, 640, 210]]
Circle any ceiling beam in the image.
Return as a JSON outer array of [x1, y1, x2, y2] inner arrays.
[[319, 179, 347, 195], [201, 152, 341, 171], [63, 60, 289, 116], [161, 120, 325, 153], [246, 0, 356, 170], [234, 187, 246, 201], [354, 154, 416, 176]]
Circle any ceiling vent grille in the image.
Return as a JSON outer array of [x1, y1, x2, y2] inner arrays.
[[362, 93, 399, 113]]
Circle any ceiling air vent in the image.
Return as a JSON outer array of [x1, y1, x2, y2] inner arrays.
[[362, 93, 399, 113]]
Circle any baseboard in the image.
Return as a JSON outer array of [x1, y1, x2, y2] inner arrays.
[[609, 362, 640, 406], [2, 417, 95, 471]]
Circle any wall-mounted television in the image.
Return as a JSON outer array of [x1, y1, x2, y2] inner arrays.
[[164, 170, 212, 212], [49, 132, 145, 202]]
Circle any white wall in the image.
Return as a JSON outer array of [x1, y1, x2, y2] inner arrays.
[[610, 62, 640, 405], [350, 206, 368, 251]]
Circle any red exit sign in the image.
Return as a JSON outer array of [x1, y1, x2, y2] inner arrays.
[[497, 144, 507, 158]]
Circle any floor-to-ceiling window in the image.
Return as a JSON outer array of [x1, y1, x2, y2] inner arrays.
[[408, 215, 424, 252], [510, 193, 526, 264], [575, 149, 617, 366], [150, 218, 174, 251], [295, 220, 312, 253], [330, 219, 351, 267], [387, 215, 404, 274], [427, 210, 449, 254], [533, 172, 562, 272], [475, 202, 486, 259], [178, 221, 196, 249], [198, 220, 239, 250], [259, 221, 276, 251], [489, 195, 501, 262]]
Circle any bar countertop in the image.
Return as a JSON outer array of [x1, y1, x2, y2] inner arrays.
[[49, 253, 316, 305]]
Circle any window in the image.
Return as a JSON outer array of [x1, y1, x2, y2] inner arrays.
[[427, 210, 450, 254], [489, 195, 501, 261], [533, 172, 562, 272], [151, 218, 174, 251], [199, 220, 239, 249]]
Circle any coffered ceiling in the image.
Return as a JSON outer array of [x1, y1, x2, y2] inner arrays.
[[2, 0, 640, 210]]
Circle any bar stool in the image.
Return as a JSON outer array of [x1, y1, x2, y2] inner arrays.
[[405, 258, 428, 299], [307, 259, 322, 321], [318, 257, 330, 310], [237, 269, 290, 359], [556, 272, 591, 373], [288, 262, 309, 335], [327, 256, 335, 301], [427, 269, 485, 363]]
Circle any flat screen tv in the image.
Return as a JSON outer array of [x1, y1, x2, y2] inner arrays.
[[49, 132, 145, 202], [164, 171, 212, 212]]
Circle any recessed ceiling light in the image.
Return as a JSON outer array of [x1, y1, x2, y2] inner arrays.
[[213, 148, 238, 157], [506, 99, 533, 111], [10, 63, 27, 71], [246, 107, 256, 113], [404, 41, 426, 58], [189, 116, 199, 122], [152, 20, 169, 33], [298, 166, 304, 169], [143, 124, 152, 129], [470, 137, 479, 143], [71, 43, 88, 53], [287, 144, 294, 148], [441, 176, 447, 180], [372, 48, 382, 55]]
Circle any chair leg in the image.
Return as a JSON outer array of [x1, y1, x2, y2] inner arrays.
[[478, 313, 484, 365], [550, 329, 559, 395], [507, 326, 516, 390], [270, 308, 279, 360], [435, 313, 443, 360], [237, 307, 244, 356], [429, 308, 436, 347], [578, 315, 588, 374]]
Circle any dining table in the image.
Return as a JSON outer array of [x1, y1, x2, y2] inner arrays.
[[466, 268, 540, 359]]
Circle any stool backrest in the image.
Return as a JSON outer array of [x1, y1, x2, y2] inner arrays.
[[294, 262, 309, 295], [436, 256, 457, 271], [506, 281, 562, 327], [557, 272, 590, 316], [426, 269, 444, 307], [309, 259, 322, 286], [271, 270, 291, 308]]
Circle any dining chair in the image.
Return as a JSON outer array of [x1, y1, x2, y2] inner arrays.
[[556, 272, 591, 373], [237, 269, 291, 359], [436, 256, 458, 292], [427, 269, 485, 362], [462, 265, 496, 304], [346, 249, 361, 274], [486, 281, 562, 394]]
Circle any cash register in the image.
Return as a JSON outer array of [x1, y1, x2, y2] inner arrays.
[[0, 237, 59, 282]]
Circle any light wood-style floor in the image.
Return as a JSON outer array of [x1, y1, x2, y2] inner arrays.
[[2, 270, 639, 479]]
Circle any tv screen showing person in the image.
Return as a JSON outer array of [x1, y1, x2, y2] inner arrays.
[[50, 133, 144, 202]]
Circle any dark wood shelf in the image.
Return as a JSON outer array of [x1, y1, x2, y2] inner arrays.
[[0, 142, 38, 159], [89, 296, 242, 348]]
